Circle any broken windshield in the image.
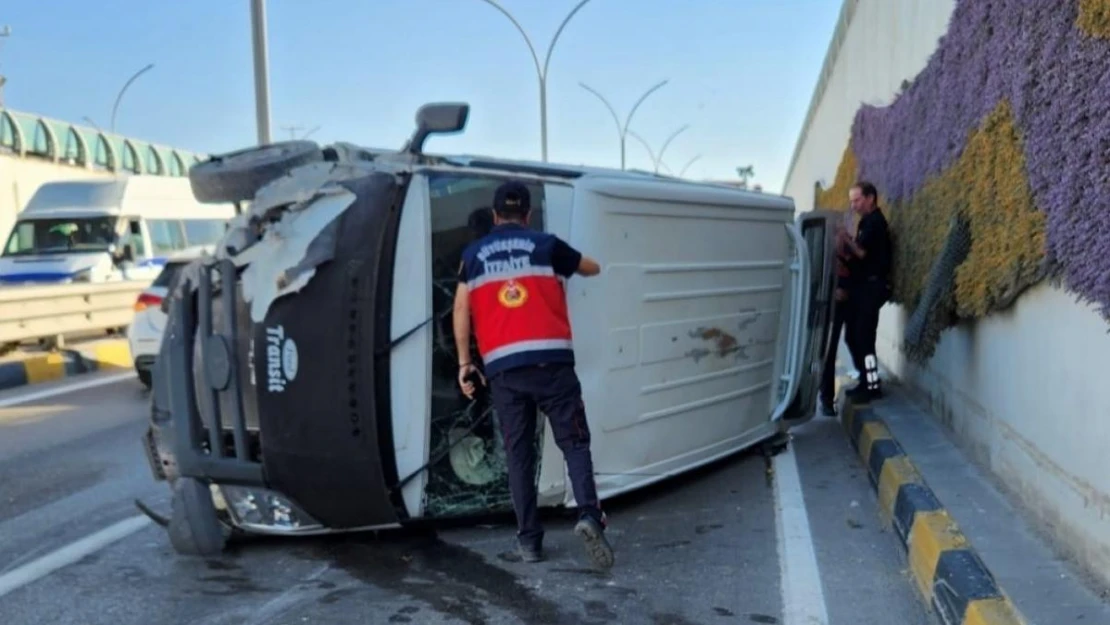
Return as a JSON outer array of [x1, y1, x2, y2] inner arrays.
[[424, 171, 548, 518], [2, 216, 119, 256]]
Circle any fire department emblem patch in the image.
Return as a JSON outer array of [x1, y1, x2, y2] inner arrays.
[[497, 280, 528, 308]]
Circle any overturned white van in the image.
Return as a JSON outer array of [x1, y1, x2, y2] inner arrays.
[[140, 103, 837, 556]]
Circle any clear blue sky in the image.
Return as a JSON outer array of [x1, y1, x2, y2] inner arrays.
[[0, 0, 841, 192]]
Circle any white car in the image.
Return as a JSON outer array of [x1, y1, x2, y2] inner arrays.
[[128, 246, 215, 387]]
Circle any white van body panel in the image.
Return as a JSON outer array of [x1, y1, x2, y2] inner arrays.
[[0, 176, 235, 285], [556, 175, 796, 503]]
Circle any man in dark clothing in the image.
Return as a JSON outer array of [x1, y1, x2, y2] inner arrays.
[[819, 216, 857, 416], [841, 181, 893, 402], [452, 181, 614, 569]]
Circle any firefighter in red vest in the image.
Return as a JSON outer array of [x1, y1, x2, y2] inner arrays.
[[452, 181, 614, 569]]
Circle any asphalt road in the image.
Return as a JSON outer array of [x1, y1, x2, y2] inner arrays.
[[0, 373, 934, 625]]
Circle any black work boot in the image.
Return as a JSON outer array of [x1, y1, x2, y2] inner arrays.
[[517, 541, 544, 563], [819, 397, 837, 417], [847, 354, 883, 403], [574, 515, 614, 569], [846, 380, 884, 403]]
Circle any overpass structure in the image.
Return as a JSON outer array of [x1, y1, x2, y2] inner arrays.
[[0, 107, 207, 239], [784, 0, 1110, 591], [0, 107, 205, 175]]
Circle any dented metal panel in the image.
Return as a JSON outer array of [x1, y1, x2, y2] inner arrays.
[[558, 180, 795, 500], [237, 191, 354, 322]]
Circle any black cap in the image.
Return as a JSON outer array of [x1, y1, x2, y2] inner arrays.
[[493, 181, 531, 216]]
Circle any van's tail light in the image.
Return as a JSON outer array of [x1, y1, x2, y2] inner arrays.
[[134, 292, 163, 312]]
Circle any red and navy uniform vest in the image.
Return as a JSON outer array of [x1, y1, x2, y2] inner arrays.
[[461, 224, 575, 377]]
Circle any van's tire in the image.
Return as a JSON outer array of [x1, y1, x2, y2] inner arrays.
[[167, 477, 227, 556], [189, 141, 324, 204]]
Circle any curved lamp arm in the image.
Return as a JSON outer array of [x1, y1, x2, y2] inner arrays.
[[623, 79, 668, 134], [625, 130, 658, 166], [478, 0, 594, 81], [476, 0, 542, 79], [111, 63, 154, 133], [679, 154, 702, 177], [543, 0, 594, 78], [579, 82, 624, 141], [656, 124, 689, 170]]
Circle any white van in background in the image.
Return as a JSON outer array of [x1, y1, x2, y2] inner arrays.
[[0, 176, 236, 285]]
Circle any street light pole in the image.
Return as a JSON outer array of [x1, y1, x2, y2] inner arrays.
[[250, 0, 272, 145], [110, 63, 154, 133], [1, 26, 13, 108], [579, 79, 668, 169], [476, 0, 594, 162]]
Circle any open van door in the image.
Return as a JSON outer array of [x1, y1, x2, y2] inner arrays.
[[771, 210, 837, 426]]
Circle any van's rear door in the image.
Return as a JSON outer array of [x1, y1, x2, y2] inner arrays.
[[772, 210, 837, 425]]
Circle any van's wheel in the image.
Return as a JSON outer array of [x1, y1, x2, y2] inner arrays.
[[189, 140, 323, 204], [167, 477, 227, 556]]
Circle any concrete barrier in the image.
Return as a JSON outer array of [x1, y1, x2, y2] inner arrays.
[[839, 392, 1027, 625], [0, 339, 132, 391]]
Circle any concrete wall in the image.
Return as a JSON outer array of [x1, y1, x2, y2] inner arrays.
[[783, 0, 1110, 587], [0, 153, 117, 243]]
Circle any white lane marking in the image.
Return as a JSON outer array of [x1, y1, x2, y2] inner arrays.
[[774, 442, 830, 625], [0, 514, 151, 599], [0, 371, 136, 408]]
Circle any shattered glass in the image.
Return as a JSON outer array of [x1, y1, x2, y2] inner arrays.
[[422, 172, 548, 518]]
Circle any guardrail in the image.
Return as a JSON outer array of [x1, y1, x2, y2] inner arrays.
[[0, 281, 150, 346]]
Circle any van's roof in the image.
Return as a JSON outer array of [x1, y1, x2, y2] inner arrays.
[[359, 147, 789, 201], [20, 176, 209, 216]]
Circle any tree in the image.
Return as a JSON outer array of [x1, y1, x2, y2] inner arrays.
[[736, 165, 755, 188]]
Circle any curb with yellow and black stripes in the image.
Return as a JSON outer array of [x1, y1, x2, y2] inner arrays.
[[839, 396, 1028, 625], [0, 339, 132, 391]]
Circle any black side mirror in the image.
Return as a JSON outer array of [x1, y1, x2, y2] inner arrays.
[[405, 102, 469, 156], [122, 244, 135, 263]]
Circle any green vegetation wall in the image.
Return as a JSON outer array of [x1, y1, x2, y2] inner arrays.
[[816, 0, 1110, 361]]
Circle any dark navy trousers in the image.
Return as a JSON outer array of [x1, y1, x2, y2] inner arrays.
[[488, 363, 602, 549]]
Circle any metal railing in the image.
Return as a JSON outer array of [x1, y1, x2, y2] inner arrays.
[[0, 280, 149, 345]]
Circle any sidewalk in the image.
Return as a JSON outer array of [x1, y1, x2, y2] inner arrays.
[[838, 377, 1110, 625]]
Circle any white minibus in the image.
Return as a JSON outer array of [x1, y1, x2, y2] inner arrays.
[[0, 176, 236, 284]]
